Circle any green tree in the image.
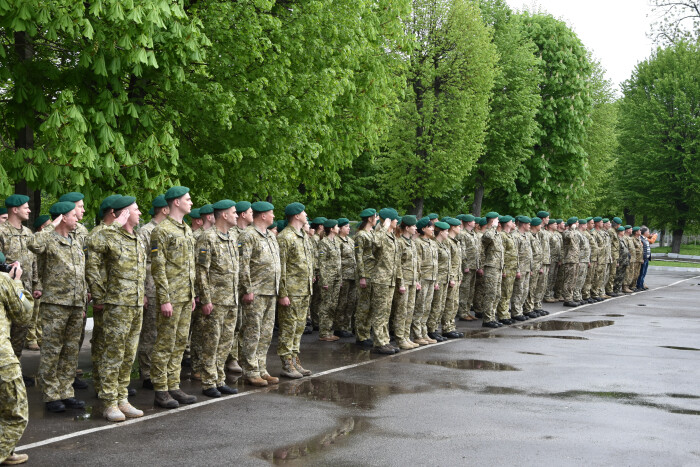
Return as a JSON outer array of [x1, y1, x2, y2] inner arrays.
[[618, 41, 700, 253]]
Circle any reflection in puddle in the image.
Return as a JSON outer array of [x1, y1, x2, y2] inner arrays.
[[73, 406, 93, 421], [668, 393, 700, 399], [412, 359, 519, 371], [659, 346, 700, 352], [538, 390, 700, 416], [256, 417, 368, 464], [521, 335, 588, 340], [519, 351, 545, 356], [480, 386, 527, 395], [519, 320, 614, 332], [604, 314, 624, 317]]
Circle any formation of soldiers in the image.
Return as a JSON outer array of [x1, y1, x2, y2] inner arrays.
[[0, 189, 654, 465]]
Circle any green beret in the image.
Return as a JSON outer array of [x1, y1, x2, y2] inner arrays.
[[602, 218, 609, 223], [0, 252, 5, 263], [49, 201, 76, 216], [323, 219, 338, 228], [268, 222, 277, 230], [0, 208, 6, 215], [428, 213, 439, 220], [33, 215, 51, 229], [277, 220, 288, 231], [310, 217, 327, 226], [337, 217, 350, 227], [112, 196, 136, 210], [566, 217, 578, 226], [378, 208, 399, 220], [632, 226, 640, 232], [477, 217, 488, 226], [189, 208, 201, 219], [99, 194, 122, 218], [199, 204, 214, 215], [498, 216, 508, 224], [5, 194, 30, 207], [152, 194, 167, 208], [578, 219, 587, 224], [213, 199, 236, 211], [530, 217, 542, 226], [586, 217, 593, 222], [536, 210, 549, 218], [148, 207, 155, 216], [59, 192, 84, 203], [612, 217, 623, 225], [402, 215, 417, 226], [235, 201, 251, 213], [434, 221, 449, 230], [518, 216, 531, 224], [625, 225, 632, 229], [593, 216, 602, 222], [462, 214, 475, 222], [359, 208, 376, 218], [251, 201, 274, 212], [416, 217, 431, 229], [548, 219, 557, 225], [284, 202, 305, 216], [557, 219, 564, 224], [617, 226, 625, 231], [446, 217, 461, 227], [483, 212, 497, 219], [164, 186, 190, 200]]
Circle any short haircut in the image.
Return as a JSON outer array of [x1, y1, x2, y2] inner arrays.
[[640, 226, 649, 235]]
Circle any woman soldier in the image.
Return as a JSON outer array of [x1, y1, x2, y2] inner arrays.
[[390, 216, 421, 350], [335, 218, 356, 338], [318, 219, 342, 341], [412, 217, 438, 345], [353, 209, 378, 347], [426, 221, 451, 342]]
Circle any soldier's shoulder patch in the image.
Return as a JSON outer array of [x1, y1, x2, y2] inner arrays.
[[151, 239, 158, 253]]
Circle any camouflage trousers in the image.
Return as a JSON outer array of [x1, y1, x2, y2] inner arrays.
[[628, 262, 641, 289], [200, 304, 237, 389], [354, 281, 373, 341], [497, 268, 517, 320], [336, 280, 356, 333], [38, 304, 83, 402], [412, 279, 435, 339], [0, 364, 27, 463], [594, 262, 607, 297], [151, 301, 192, 391], [583, 261, 598, 299], [510, 272, 530, 317], [614, 261, 628, 293], [457, 270, 477, 319], [137, 296, 157, 379], [441, 281, 461, 332], [99, 305, 142, 406], [426, 281, 448, 333], [310, 279, 322, 326], [189, 304, 204, 374], [605, 262, 617, 294], [624, 261, 635, 288], [533, 264, 549, 310], [240, 294, 277, 379], [277, 295, 310, 359], [555, 261, 567, 299], [545, 262, 559, 300], [318, 279, 341, 338], [472, 272, 485, 314], [560, 263, 578, 302], [370, 284, 395, 347], [481, 267, 502, 323], [229, 304, 243, 363], [90, 306, 105, 394], [25, 296, 42, 346], [391, 283, 416, 342], [574, 263, 589, 302], [524, 266, 543, 313]]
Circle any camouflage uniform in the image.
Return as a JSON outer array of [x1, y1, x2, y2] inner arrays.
[[0, 222, 38, 357], [0, 273, 33, 463], [189, 228, 206, 375], [615, 236, 630, 293], [524, 232, 543, 313], [441, 236, 462, 332], [276, 226, 314, 360], [150, 217, 196, 392], [593, 229, 607, 298], [318, 236, 341, 337], [336, 235, 357, 333], [480, 226, 505, 322], [238, 226, 281, 379], [631, 236, 644, 289], [391, 235, 419, 342], [510, 231, 531, 317], [427, 240, 450, 333], [195, 227, 239, 390], [228, 225, 245, 365], [309, 234, 322, 327], [87, 225, 146, 406], [597, 228, 612, 297], [369, 225, 402, 348], [575, 229, 590, 302], [472, 231, 485, 315], [413, 237, 437, 339], [560, 228, 580, 302], [582, 229, 599, 299], [457, 229, 479, 319], [28, 230, 87, 402], [546, 229, 562, 301], [554, 230, 567, 299], [353, 229, 375, 341], [497, 231, 518, 321], [136, 219, 159, 380], [606, 228, 620, 295], [533, 229, 551, 310]]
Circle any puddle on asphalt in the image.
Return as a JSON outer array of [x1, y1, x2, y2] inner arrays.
[[660, 346, 700, 352], [519, 320, 614, 332], [537, 390, 700, 416], [668, 393, 700, 399], [411, 359, 519, 371], [637, 304, 647, 306], [604, 314, 624, 317], [73, 406, 93, 421], [256, 416, 369, 465], [480, 386, 528, 395], [519, 352, 545, 356]]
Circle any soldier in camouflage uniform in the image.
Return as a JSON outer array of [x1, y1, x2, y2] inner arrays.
[[605, 218, 622, 297], [190, 204, 215, 379], [554, 220, 568, 300], [195, 200, 240, 397], [472, 218, 488, 318], [440, 218, 463, 337], [28, 201, 87, 412], [309, 217, 326, 329], [457, 214, 479, 321], [427, 222, 450, 341], [276, 203, 314, 379], [561, 218, 581, 307], [582, 218, 600, 302], [496, 216, 519, 324], [239, 201, 281, 386], [87, 197, 146, 421], [533, 211, 551, 315], [137, 195, 169, 389], [510, 217, 532, 320], [335, 218, 356, 338], [150, 187, 198, 408], [390, 216, 420, 349], [545, 220, 562, 303], [25, 214, 51, 351], [479, 212, 505, 328], [630, 227, 644, 291], [574, 219, 591, 304], [596, 218, 612, 299], [0, 260, 34, 465], [524, 217, 544, 317], [353, 209, 377, 347], [412, 218, 438, 345], [615, 226, 630, 294], [318, 219, 342, 341]]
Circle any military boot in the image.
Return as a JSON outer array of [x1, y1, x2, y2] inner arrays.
[[169, 389, 197, 404], [280, 357, 303, 379], [103, 406, 126, 422], [226, 359, 242, 373], [293, 356, 312, 376], [118, 402, 144, 418], [154, 391, 179, 409], [246, 376, 268, 387], [1, 452, 29, 465], [261, 374, 279, 384]]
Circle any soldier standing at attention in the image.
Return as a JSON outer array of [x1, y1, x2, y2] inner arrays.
[[605, 218, 622, 297], [472, 217, 488, 319], [0, 258, 34, 466], [544, 219, 562, 303], [195, 200, 239, 397], [391, 216, 420, 349], [308, 217, 327, 331], [26, 214, 51, 352], [534, 211, 551, 315], [317, 219, 342, 342], [353, 208, 377, 347], [582, 218, 599, 303], [335, 218, 356, 339], [150, 186, 197, 409], [276, 203, 314, 379], [510, 216, 532, 321], [427, 221, 450, 342], [412, 218, 438, 345], [189, 208, 202, 234], [137, 195, 169, 390], [479, 212, 505, 328], [457, 214, 479, 321], [496, 216, 518, 325], [575, 219, 591, 305], [615, 226, 630, 294], [238, 201, 281, 387], [28, 201, 87, 413], [440, 218, 463, 338], [86, 197, 146, 421], [524, 217, 544, 317], [561, 218, 581, 307]]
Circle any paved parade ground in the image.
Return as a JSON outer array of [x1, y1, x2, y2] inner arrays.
[[15, 269, 700, 466]]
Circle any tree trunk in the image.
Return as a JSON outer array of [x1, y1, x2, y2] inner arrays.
[[642, 214, 649, 227], [471, 177, 484, 216], [623, 207, 634, 226], [671, 228, 683, 254], [408, 197, 424, 218]]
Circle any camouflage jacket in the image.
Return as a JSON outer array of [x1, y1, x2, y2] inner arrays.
[[435, 240, 450, 283], [0, 273, 34, 372], [585, 230, 599, 263], [28, 230, 87, 306], [538, 230, 551, 265], [529, 232, 543, 271], [311, 235, 322, 275], [447, 236, 462, 281], [0, 222, 38, 292], [549, 231, 563, 264], [618, 236, 630, 265], [371, 226, 402, 287], [338, 235, 356, 281], [354, 229, 375, 280], [514, 231, 532, 274], [137, 220, 159, 298], [84, 223, 111, 304], [277, 226, 314, 297], [632, 236, 643, 262], [319, 236, 342, 285], [87, 225, 147, 307], [598, 229, 612, 264], [416, 237, 438, 281], [398, 235, 420, 286], [196, 227, 239, 306], [238, 225, 281, 296], [151, 216, 196, 305], [501, 231, 518, 272], [458, 229, 480, 270], [607, 228, 620, 261], [561, 229, 579, 264], [577, 230, 591, 263], [481, 226, 504, 270]]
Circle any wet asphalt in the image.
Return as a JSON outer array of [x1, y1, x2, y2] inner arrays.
[[14, 269, 700, 466]]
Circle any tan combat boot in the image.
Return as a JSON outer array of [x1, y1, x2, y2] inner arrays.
[[226, 359, 242, 373], [293, 356, 312, 376], [398, 340, 414, 350], [103, 406, 126, 422], [425, 336, 437, 344], [319, 335, 340, 342], [1, 452, 29, 465], [118, 402, 144, 418], [622, 287, 633, 294], [280, 357, 303, 379], [414, 338, 429, 346], [246, 376, 268, 387], [261, 374, 279, 384]]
